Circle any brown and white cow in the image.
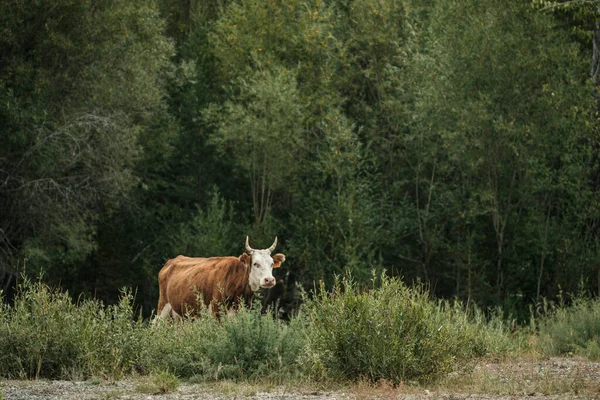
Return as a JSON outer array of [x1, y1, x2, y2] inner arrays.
[[154, 236, 285, 321]]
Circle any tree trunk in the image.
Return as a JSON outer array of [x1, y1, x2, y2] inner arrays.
[[537, 204, 551, 301], [591, 20, 600, 86]]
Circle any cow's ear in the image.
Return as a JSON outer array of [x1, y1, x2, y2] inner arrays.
[[239, 252, 252, 267], [272, 253, 286, 268]]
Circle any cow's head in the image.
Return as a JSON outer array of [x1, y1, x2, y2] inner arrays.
[[245, 236, 286, 292]]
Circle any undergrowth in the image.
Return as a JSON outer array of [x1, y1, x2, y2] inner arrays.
[[4, 274, 598, 384], [532, 293, 600, 360], [301, 275, 515, 384], [0, 277, 144, 380], [0, 277, 304, 381], [135, 371, 179, 394], [143, 305, 305, 381]]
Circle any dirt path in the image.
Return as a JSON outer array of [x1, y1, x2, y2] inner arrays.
[[2, 357, 599, 399]]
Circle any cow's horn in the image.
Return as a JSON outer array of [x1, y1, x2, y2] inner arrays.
[[268, 236, 277, 253], [245, 236, 253, 253]]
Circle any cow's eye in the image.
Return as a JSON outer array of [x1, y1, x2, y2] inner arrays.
[[253, 262, 260, 268]]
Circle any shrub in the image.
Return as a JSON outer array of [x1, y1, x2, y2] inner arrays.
[[302, 275, 513, 384], [140, 309, 220, 378], [0, 274, 518, 384], [534, 295, 600, 360], [141, 305, 305, 381], [205, 306, 305, 381], [0, 278, 144, 379], [135, 371, 179, 394]]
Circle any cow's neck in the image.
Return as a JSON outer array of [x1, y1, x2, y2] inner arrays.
[[239, 253, 255, 294]]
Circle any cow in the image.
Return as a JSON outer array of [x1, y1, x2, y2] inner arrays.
[[154, 236, 285, 322]]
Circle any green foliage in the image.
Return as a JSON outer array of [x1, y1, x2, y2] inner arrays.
[[0, 0, 175, 288], [287, 109, 383, 284], [205, 65, 307, 225], [144, 306, 305, 381], [204, 307, 305, 380], [168, 190, 240, 257], [288, 182, 382, 285], [0, 277, 526, 384], [0, 278, 305, 381], [532, 0, 599, 45], [534, 294, 600, 360], [0, 277, 144, 379], [2, 0, 600, 326], [302, 275, 514, 384], [141, 310, 218, 378], [135, 371, 179, 394], [377, 0, 600, 314]]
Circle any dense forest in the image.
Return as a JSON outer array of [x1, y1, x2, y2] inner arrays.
[[2, 0, 600, 320]]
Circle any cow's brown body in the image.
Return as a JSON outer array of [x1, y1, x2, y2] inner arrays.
[[157, 253, 254, 317]]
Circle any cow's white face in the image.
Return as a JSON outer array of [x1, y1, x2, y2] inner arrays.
[[245, 236, 286, 292], [248, 249, 276, 292]]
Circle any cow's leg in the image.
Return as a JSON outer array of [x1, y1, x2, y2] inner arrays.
[[170, 306, 182, 322], [209, 301, 224, 321], [156, 279, 168, 320], [152, 302, 174, 326]]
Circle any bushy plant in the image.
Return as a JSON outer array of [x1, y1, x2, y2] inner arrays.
[[0, 278, 144, 379], [140, 309, 220, 378], [0, 274, 521, 384], [302, 275, 513, 384], [74, 288, 146, 380], [205, 306, 305, 381], [142, 305, 305, 381], [0, 278, 80, 378], [534, 295, 600, 360], [135, 371, 179, 394], [168, 189, 241, 258], [0, 277, 306, 381]]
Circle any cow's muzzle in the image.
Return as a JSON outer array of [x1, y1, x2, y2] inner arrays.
[[262, 277, 276, 288]]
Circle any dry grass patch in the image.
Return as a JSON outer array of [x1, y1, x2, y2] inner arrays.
[[202, 379, 353, 399], [103, 389, 123, 399], [134, 371, 179, 394], [439, 357, 600, 397], [348, 378, 423, 400], [210, 380, 263, 397]]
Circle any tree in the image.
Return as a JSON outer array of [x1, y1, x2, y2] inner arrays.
[[206, 66, 307, 225], [395, 0, 599, 311], [0, 0, 174, 289]]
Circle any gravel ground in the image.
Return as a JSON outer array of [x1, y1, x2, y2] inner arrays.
[[2, 357, 599, 400], [0, 380, 353, 400]]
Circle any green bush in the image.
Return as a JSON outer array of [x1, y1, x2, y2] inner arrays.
[[140, 312, 218, 378], [142, 305, 305, 381], [534, 295, 600, 360], [0, 275, 520, 384], [0, 278, 144, 379], [135, 371, 179, 394], [205, 306, 305, 381], [302, 275, 513, 384]]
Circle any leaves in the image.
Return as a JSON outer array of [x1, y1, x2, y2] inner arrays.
[[1, 0, 600, 319]]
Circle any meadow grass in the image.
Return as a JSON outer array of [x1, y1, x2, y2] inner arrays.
[[134, 371, 179, 394], [1, 275, 598, 386], [532, 293, 600, 360], [0, 277, 145, 380]]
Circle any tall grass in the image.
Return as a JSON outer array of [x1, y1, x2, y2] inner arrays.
[[0, 275, 523, 383], [533, 294, 600, 360], [142, 305, 305, 381], [0, 278, 304, 381], [0, 277, 144, 379]]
